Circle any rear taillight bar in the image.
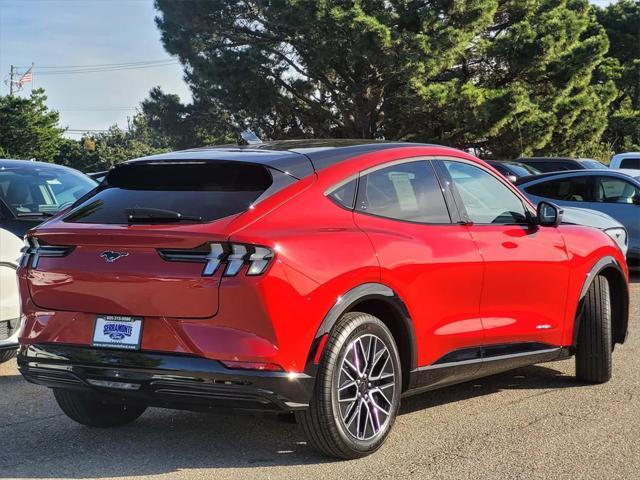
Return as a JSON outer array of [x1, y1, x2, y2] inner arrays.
[[157, 242, 274, 277], [20, 237, 74, 268]]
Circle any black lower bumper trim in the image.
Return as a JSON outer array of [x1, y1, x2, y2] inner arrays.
[[18, 344, 314, 412]]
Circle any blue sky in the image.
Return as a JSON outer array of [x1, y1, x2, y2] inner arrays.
[[0, 0, 613, 138], [0, 0, 190, 138]]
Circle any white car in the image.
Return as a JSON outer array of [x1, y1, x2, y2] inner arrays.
[[0, 228, 23, 363], [610, 152, 640, 170]]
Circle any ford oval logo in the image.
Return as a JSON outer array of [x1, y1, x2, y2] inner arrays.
[[100, 251, 129, 263]]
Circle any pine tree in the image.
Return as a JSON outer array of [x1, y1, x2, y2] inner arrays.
[[154, 0, 618, 157]]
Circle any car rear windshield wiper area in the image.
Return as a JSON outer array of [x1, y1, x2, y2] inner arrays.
[[62, 161, 295, 225], [126, 208, 202, 224]]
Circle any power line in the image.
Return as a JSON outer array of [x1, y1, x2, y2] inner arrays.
[[58, 107, 138, 112], [66, 129, 112, 132], [16, 59, 177, 69], [35, 61, 180, 76]]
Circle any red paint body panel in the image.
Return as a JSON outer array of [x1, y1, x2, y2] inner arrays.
[[353, 215, 484, 366], [467, 224, 570, 346], [18, 144, 629, 377]]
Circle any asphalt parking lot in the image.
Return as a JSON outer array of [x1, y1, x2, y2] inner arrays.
[[1, 279, 638, 480]]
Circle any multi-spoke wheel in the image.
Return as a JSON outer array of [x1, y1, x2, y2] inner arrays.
[[337, 334, 396, 441], [297, 311, 402, 459]]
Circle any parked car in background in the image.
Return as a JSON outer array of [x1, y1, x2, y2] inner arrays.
[[16, 141, 629, 459], [0, 159, 97, 238], [610, 153, 640, 171], [517, 170, 640, 268], [516, 157, 607, 173], [486, 160, 541, 183], [0, 228, 23, 363], [0, 159, 96, 363]]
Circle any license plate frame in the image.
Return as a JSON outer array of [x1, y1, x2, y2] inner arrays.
[[92, 315, 143, 350]]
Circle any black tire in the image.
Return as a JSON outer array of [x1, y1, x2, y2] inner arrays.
[[0, 349, 16, 364], [53, 389, 146, 427], [575, 275, 612, 383], [297, 312, 402, 459]]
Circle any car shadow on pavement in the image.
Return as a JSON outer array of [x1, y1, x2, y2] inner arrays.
[[400, 363, 586, 415], [1, 403, 335, 478], [1, 363, 585, 478]]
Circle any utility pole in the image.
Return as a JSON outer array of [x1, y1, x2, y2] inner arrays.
[[9, 64, 14, 95]]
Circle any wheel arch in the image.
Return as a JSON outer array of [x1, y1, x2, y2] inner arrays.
[[313, 283, 417, 391], [573, 256, 629, 346]]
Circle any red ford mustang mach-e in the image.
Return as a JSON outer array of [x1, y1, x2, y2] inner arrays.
[[17, 141, 629, 458]]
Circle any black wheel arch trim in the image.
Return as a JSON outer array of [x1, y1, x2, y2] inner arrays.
[[574, 255, 629, 346], [313, 282, 417, 374]]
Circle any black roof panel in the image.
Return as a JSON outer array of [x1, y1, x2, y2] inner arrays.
[[128, 140, 435, 179]]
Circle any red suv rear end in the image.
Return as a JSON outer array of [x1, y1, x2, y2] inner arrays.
[[17, 141, 629, 459]]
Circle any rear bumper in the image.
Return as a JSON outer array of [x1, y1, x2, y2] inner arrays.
[[18, 344, 314, 412]]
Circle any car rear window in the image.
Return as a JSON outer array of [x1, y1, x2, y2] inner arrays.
[[64, 161, 293, 224], [507, 163, 540, 177], [524, 161, 575, 172], [581, 160, 607, 169]]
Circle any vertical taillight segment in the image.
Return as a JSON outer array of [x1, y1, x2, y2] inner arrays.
[[20, 237, 74, 268], [157, 242, 274, 277]]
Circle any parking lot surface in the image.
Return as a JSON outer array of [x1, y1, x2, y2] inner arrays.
[[1, 280, 638, 480]]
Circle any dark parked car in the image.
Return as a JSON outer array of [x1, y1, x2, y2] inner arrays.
[[516, 157, 607, 173], [517, 170, 640, 267], [486, 160, 541, 183]]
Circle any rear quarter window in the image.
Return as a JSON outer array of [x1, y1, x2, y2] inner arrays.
[[64, 162, 295, 224]]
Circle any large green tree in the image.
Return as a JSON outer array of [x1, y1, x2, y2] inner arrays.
[[140, 86, 234, 149], [154, 0, 616, 158], [55, 117, 171, 172], [0, 89, 65, 161], [596, 0, 640, 152]]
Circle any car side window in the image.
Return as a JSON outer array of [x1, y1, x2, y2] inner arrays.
[[524, 177, 592, 203], [442, 161, 528, 224], [328, 178, 357, 209], [620, 158, 640, 169], [593, 177, 639, 204], [355, 160, 451, 223]]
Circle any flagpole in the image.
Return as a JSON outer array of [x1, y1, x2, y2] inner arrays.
[[31, 62, 34, 92]]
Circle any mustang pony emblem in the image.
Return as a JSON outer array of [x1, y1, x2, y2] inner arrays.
[[100, 251, 129, 263]]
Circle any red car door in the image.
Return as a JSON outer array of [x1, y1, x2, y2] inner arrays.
[[438, 159, 571, 348], [351, 159, 485, 368]]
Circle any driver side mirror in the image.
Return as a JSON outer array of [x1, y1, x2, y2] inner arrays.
[[537, 201, 563, 227]]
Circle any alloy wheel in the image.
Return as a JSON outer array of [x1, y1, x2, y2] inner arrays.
[[336, 333, 396, 441]]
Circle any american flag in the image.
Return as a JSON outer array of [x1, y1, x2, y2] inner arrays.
[[18, 67, 33, 86]]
